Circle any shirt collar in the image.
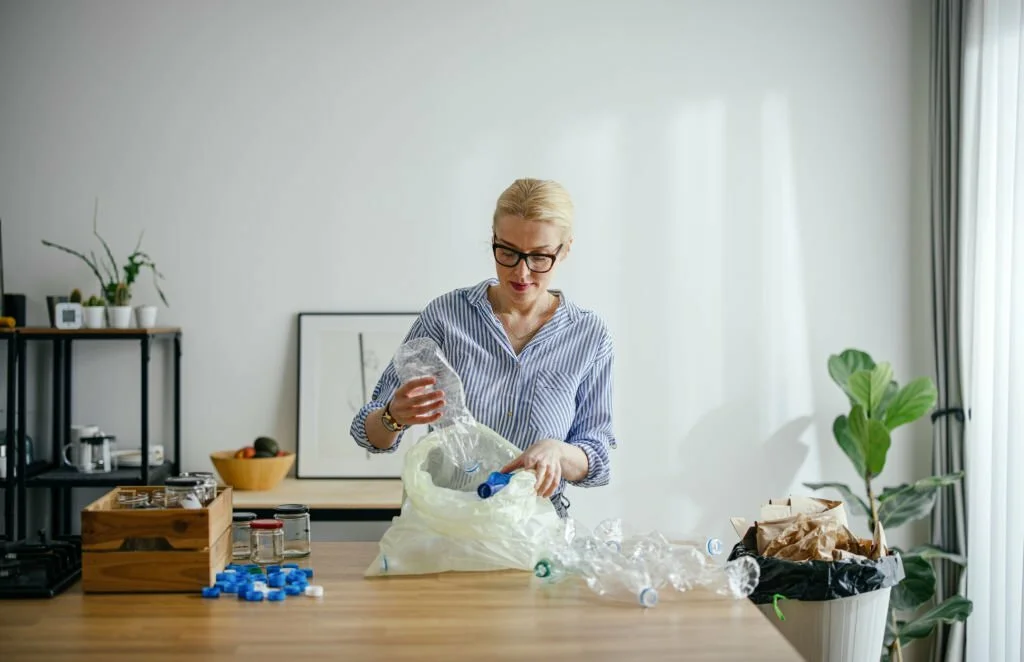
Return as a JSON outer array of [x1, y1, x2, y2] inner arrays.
[[465, 278, 580, 322]]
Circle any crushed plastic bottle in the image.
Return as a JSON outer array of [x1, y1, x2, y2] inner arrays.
[[531, 517, 761, 607], [582, 558, 659, 608]]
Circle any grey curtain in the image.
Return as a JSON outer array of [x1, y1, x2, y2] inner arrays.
[[929, 1, 969, 661]]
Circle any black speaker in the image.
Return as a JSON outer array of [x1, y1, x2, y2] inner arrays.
[[2, 293, 26, 327]]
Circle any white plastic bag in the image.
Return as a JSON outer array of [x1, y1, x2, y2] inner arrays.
[[365, 338, 560, 577]]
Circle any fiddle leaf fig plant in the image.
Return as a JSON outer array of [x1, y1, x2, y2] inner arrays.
[[805, 349, 972, 662]]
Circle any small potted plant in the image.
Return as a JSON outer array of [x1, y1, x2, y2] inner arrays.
[[41, 198, 169, 325], [83, 294, 106, 329], [107, 282, 132, 328]]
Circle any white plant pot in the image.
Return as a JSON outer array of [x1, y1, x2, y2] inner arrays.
[[83, 306, 106, 329], [136, 305, 158, 329], [108, 306, 133, 329]]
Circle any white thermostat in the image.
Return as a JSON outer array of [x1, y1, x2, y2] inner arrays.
[[54, 302, 83, 329]]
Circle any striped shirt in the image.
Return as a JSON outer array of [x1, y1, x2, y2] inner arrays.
[[350, 278, 617, 514]]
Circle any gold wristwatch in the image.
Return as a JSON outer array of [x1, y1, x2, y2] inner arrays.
[[381, 402, 405, 432]]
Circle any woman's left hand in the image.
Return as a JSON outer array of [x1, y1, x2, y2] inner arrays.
[[500, 439, 565, 498]]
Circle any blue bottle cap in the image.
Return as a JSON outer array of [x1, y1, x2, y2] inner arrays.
[[477, 471, 513, 498]]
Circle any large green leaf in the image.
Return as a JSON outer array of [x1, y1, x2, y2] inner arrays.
[[833, 414, 867, 478], [848, 362, 894, 416], [895, 596, 973, 642], [828, 349, 875, 393], [848, 405, 892, 478], [884, 377, 938, 430], [878, 380, 899, 418], [877, 472, 964, 530], [890, 555, 935, 611], [802, 482, 870, 518], [903, 543, 967, 566]]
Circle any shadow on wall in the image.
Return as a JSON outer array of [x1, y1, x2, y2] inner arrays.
[[673, 405, 812, 541]]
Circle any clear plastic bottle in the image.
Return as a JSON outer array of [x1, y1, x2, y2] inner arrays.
[[580, 556, 659, 608], [706, 556, 761, 599]]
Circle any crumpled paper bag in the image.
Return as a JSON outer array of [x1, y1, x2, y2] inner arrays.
[[731, 496, 886, 562]]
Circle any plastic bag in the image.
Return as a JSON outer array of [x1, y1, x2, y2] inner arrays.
[[365, 338, 561, 577], [727, 525, 905, 604]]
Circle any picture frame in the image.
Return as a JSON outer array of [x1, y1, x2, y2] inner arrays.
[[295, 311, 429, 479]]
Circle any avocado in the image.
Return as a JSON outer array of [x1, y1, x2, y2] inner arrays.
[[253, 449, 276, 458], [254, 436, 279, 455]]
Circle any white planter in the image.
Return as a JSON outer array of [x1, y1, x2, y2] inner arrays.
[[136, 305, 158, 328], [83, 306, 106, 329], [107, 306, 133, 329]]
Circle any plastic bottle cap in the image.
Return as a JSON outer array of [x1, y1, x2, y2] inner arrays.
[[250, 519, 284, 530], [706, 538, 723, 555], [477, 471, 512, 498], [639, 588, 658, 608]]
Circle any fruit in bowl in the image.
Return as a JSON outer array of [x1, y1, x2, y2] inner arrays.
[[233, 436, 287, 459], [211, 436, 294, 490]]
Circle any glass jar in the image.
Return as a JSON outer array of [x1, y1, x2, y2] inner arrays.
[[249, 519, 284, 565], [117, 489, 149, 509], [273, 504, 311, 558], [232, 511, 257, 560], [179, 471, 218, 505], [164, 477, 204, 509]]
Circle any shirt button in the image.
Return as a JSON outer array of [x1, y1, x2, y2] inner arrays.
[[507, 410, 513, 417]]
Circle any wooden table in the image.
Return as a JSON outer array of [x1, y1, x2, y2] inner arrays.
[[229, 477, 403, 521], [0, 542, 801, 661]]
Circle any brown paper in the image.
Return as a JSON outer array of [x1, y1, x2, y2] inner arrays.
[[732, 495, 886, 562]]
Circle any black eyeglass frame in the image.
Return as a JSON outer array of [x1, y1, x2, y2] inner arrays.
[[491, 241, 563, 273]]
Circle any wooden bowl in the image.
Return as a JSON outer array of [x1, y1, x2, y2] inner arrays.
[[209, 450, 295, 491]]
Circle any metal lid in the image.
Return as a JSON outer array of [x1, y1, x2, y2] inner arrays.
[[250, 519, 283, 530], [273, 503, 308, 515], [164, 476, 203, 487], [232, 511, 258, 522], [181, 471, 214, 478]]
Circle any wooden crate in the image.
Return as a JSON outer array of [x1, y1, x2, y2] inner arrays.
[[80, 485, 233, 593]]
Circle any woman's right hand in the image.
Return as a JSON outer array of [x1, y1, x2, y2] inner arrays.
[[387, 376, 446, 428]]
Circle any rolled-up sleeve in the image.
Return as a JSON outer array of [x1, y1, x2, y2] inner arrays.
[[349, 313, 437, 454], [565, 334, 616, 487]]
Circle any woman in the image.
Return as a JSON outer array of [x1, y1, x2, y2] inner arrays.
[[349, 178, 616, 517]]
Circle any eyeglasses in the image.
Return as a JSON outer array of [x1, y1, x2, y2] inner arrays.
[[492, 242, 562, 273]]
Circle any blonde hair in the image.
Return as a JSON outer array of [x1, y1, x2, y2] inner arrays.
[[492, 178, 574, 241]]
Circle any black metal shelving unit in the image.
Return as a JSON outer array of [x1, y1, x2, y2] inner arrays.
[[2, 326, 182, 541]]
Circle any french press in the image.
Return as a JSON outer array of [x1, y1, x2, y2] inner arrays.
[[62, 434, 116, 473]]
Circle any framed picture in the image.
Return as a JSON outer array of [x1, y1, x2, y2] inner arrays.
[[296, 312, 428, 478]]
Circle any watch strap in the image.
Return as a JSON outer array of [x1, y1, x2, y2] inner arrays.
[[381, 402, 405, 432]]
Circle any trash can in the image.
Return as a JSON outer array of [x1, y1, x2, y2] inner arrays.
[[729, 526, 904, 662]]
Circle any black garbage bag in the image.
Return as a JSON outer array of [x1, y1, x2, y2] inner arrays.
[[728, 526, 905, 605]]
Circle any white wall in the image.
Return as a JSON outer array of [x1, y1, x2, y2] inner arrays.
[[0, 0, 933, 549]]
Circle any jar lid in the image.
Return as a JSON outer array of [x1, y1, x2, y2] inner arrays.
[[165, 476, 203, 487], [232, 511, 257, 522], [182, 471, 214, 477], [250, 519, 283, 530], [274, 503, 309, 514]]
